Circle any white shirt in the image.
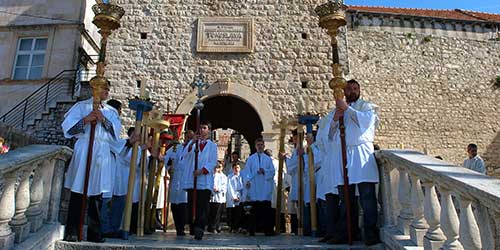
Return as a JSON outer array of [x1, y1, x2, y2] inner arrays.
[[317, 99, 380, 187], [210, 172, 228, 203], [463, 155, 486, 174], [62, 98, 122, 196], [164, 144, 188, 205], [226, 172, 244, 207], [243, 152, 275, 201], [181, 139, 218, 190]]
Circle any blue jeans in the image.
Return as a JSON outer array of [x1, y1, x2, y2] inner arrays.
[[100, 195, 126, 233], [336, 182, 378, 241]]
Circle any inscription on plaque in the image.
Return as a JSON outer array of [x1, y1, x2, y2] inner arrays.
[[197, 17, 254, 53]]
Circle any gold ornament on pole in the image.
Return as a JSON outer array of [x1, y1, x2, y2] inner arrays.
[[77, 1, 124, 241], [315, 0, 353, 245]]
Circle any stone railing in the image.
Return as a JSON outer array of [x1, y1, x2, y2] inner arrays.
[[376, 149, 500, 250], [0, 145, 72, 250]]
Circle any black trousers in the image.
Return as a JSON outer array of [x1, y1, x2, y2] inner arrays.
[[187, 189, 211, 233], [64, 192, 102, 241], [248, 200, 273, 234], [227, 205, 242, 231], [325, 193, 340, 238], [171, 203, 188, 233], [207, 202, 224, 231]]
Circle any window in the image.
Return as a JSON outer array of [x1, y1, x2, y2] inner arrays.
[[12, 38, 48, 80]]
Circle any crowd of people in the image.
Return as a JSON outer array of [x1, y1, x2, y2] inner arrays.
[[59, 78, 488, 246]]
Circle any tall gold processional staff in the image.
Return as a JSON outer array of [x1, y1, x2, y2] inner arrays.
[[315, 0, 353, 245], [77, 1, 124, 241]]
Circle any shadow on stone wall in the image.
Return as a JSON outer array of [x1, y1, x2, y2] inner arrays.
[[0, 123, 41, 150], [483, 131, 500, 177]]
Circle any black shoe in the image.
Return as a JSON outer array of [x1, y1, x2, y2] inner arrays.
[[319, 236, 332, 243], [177, 231, 186, 236], [194, 228, 204, 240], [207, 228, 215, 233], [249, 231, 255, 236], [364, 238, 381, 246], [63, 234, 78, 242], [102, 231, 121, 239], [326, 237, 348, 245], [87, 237, 105, 243], [265, 231, 276, 236]]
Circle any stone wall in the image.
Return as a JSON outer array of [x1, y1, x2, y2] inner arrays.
[[27, 102, 76, 147], [104, 0, 500, 176]]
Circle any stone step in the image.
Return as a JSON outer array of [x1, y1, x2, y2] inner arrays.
[[55, 232, 385, 250]]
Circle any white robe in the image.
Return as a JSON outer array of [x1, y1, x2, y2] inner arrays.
[[181, 140, 218, 190], [210, 172, 227, 203], [226, 172, 243, 208], [285, 145, 320, 203], [319, 99, 380, 186], [243, 152, 275, 202], [164, 144, 188, 204], [62, 98, 121, 196], [270, 157, 279, 208]]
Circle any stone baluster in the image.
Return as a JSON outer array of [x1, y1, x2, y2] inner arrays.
[[380, 160, 395, 227], [26, 162, 44, 232], [423, 182, 445, 250], [458, 197, 482, 250], [9, 168, 33, 243], [409, 174, 428, 246], [439, 188, 463, 250], [397, 169, 413, 235], [0, 172, 17, 250]]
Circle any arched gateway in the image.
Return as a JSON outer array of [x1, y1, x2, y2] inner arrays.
[[175, 79, 279, 154]]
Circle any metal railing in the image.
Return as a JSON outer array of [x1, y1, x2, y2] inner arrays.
[[0, 70, 78, 129]]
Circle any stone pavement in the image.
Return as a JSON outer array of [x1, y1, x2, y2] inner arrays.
[[55, 231, 385, 250]]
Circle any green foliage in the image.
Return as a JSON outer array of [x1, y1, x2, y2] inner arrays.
[[423, 35, 432, 43]]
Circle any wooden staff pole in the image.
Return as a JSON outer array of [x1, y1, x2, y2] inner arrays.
[[315, 1, 351, 244], [121, 79, 153, 240], [145, 111, 169, 233], [299, 112, 320, 237], [137, 112, 150, 237], [297, 124, 305, 236], [274, 119, 287, 234]]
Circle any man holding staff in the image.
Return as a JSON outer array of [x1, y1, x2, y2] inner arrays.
[[181, 121, 218, 240], [62, 83, 122, 242], [325, 79, 380, 246]]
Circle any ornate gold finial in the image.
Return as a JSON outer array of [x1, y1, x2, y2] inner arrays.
[[315, 0, 348, 43], [92, 3, 125, 31]]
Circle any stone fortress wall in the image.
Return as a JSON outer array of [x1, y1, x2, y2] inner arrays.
[[104, 0, 500, 176]]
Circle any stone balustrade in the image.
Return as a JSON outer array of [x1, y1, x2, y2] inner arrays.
[[0, 145, 72, 250], [376, 149, 500, 250]]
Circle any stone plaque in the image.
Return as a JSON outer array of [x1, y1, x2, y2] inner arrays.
[[197, 17, 254, 53]]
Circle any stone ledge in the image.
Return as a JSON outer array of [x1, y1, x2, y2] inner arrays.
[[55, 232, 385, 250], [380, 226, 422, 250], [15, 223, 64, 250]]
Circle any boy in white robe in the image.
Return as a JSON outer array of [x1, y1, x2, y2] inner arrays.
[[181, 121, 218, 240], [243, 137, 275, 236], [165, 130, 193, 236], [226, 163, 244, 232], [207, 162, 227, 233], [61, 85, 121, 243]]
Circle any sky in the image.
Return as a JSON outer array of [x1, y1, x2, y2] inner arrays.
[[345, 0, 500, 14]]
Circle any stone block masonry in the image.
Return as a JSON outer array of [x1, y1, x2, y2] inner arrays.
[[103, 0, 500, 177]]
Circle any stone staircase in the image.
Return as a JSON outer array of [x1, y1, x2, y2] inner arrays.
[[55, 232, 385, 250]]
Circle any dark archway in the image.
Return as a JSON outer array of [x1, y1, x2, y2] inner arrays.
[[186, 95, 264, 153]]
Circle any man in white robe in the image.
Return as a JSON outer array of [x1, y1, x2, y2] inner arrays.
[[165, 130, 193, 236], [181, 121, 218, 240], [327, 79, 380, 246], [207, 162, 227, 233], [243, 137, 275, 236], [61, 85, 121, 243]]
